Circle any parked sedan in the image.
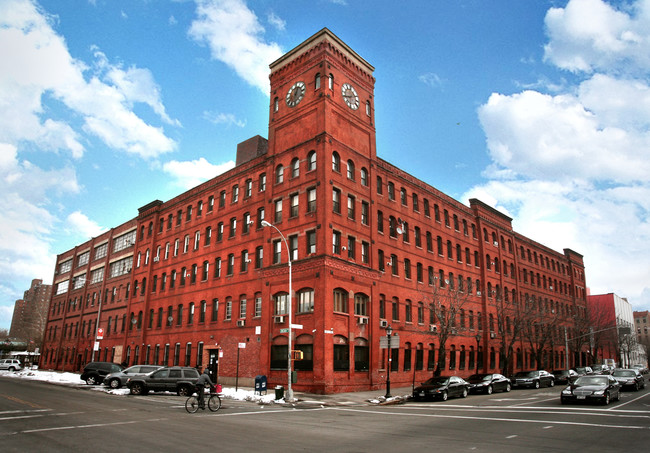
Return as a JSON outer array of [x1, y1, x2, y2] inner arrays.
[[510, 370, 555, 389], [466, 373, 511, 394], [412, 376, 470, 401], [611, 368, 646, 390], [552, 369, 579, 385], [103, 364, 163, 389], [561, 375, 621, 405]]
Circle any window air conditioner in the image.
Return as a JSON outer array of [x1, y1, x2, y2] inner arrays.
[[493, 241, 499, 247], [476, 291, 482, 296], [490, 332, 496, 339], [237, 320, 245, 327], [358, 317, 368, 325], [153, 256, 159, 262], [380, 320, 388, 328], [274, 315, 285, 324], [429, 324, 437, 333]]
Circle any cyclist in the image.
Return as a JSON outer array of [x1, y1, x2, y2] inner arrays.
[[195, 368, 215, 410]]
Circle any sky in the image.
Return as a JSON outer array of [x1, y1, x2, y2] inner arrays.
[[1, 0, 650, 330]]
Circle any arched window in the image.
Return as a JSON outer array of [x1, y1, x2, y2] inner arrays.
[[273, 292, 289, 315], [275, 164, 284, 184], [297, 288, 314, 313], [354, 293, 369, 316], [346, 160, 355, 180], [291, 157, 300, 178], [314, 73, 321, 89], [307, 150, 316, 171], [332, 151, 340, 172], [333, 288, 348, 313], [360, 167, 368, 186]]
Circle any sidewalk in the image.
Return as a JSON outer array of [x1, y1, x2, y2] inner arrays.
[[288, 386, 414, 407]]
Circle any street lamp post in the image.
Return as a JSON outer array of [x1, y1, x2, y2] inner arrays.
[[475, 334, 481, 374], [385, 325, 393, 399], [261, 220, 293, 402]]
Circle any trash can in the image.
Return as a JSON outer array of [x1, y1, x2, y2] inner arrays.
[[274, 385, 284, 400], [254, 375, 267, 395]]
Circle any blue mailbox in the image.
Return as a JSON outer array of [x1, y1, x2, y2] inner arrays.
[[254, 375, 267, 395]]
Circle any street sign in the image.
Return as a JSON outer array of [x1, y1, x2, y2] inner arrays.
[[279, 328, 290, 333], [238, 342, 246, 349], [290, 324, 303, 329], [379, 335, 400, 349], [97, 328, 104, 339], [93, 341, 100, 351]]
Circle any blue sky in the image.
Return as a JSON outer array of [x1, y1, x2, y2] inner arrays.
[[2, 0, 650, 331]]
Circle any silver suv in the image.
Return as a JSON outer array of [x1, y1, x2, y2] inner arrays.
[[0, 359, 22, 371], [103, 365, 162, 389]]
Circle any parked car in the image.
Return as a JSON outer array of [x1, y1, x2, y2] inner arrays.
[[0, 358, 22, 371], [590, 364, 612, 375], [572, 366, 594, 376], [631, 364, 649, 374], [466, 373, 511, 394], [80, 362, 124, 385], [103, 364, 162, 389], [552, 369, 579, 385], [561, 374, 621, 405], [510, 370, 555, 389], [611, 368, 646, 390], [412, 376, 470, 401], [126, 366, 200, 396]]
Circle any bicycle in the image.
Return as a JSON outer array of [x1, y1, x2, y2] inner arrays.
[[185, 387, 222, 413]]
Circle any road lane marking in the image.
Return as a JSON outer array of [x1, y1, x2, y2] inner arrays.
[[333, 407, 650, 430]]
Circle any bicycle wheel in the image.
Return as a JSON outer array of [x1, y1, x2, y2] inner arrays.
[[208, 394, 222, 412], [185, 395, 200, 413]]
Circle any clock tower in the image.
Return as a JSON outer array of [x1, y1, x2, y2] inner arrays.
[[267, 28, 376, 161]]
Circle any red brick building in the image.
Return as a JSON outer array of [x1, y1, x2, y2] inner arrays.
[[10, 279, 52, 346], [40, 29, 589, 393]]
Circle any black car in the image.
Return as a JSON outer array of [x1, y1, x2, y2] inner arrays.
[[611, 368, 646, 390], [80, 362, 124, 385], [413, 376, 470, 401], [466, 373, 511, 394], [561, 375, 621, 405], [510, 370, 555, 389], [552, 369, 579, 385], [126, 366, 200, 396]]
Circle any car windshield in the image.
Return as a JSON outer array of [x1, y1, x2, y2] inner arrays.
[[575, 376, 607, 386], [423, 377, 449, 386], [514, 371, 536, 378], [613, 370, 635, 377]]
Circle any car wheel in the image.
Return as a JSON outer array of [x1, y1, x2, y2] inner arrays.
[[440, 390, 448, 401], [86, 375, 98, 385], [505, 383, 511, 392], [178, 385, 192, 397], [108, 379, 121, 389], [534, 380, 540, 389], [462, 388, 468, 398], [130, 383, 145, 395], [8, 366, 15, 372], [486, 385, 493, 395], [602, 392, 610, 405]]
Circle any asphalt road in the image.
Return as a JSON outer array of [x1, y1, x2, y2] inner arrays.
[[1, 376, 649, 452]]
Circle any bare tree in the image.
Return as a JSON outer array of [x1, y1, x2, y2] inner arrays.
[[490, 290, 537, 376], [421, 275, 473, 376], [520, 295, 563, 370]]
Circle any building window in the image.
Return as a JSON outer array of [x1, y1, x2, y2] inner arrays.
[[332, 188, 341, 214], [332, 151, 340, 172], [360, 167, 368, 186], [347, 160, 355, 180], [354, 293, 368, 316], [361, 241, 369, 264], [298, 288, 314, 313], [347, 195, 355, 219], [387, 182, 395, 200], [259, 173, 266, 192], [274, 199, 282, 223], [347, 236, 356, 260], [289, 235, 298, 261], [275, 164, 284, 184], [306, 230, 316, 255], [274, 292, 288, 315], [273, 239, 282, 264], [361, 201, 369, 225], [307, 187, 316, 212], [291, 158, 300, 178], [333, 289, 348, 313], [245, 179, 252, 198], [307, 151, 316, 171], [332, 231, 341, 255], [290, 193, 299, 217], [255, 246, 263, 268]]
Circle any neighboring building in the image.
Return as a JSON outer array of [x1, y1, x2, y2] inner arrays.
[[587, 293, 645, 368], [40, 29, 589, 393], [633, 310, 649, 366], [9, 279, 52, 347]]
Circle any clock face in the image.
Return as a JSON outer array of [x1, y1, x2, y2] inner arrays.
[[341, 83, 359, 110], [286, 81, 306, 107]]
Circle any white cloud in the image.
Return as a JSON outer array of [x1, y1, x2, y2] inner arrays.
[[188, 0, 284, 95], [0, 0, 178, 159], [203, 111, 246, 128], [162, 157, 236, 189], [267, 12, 285, 31], [65, 211, 106, 239], [470, 0, 650, 311], [419, 72, 444, 89]]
